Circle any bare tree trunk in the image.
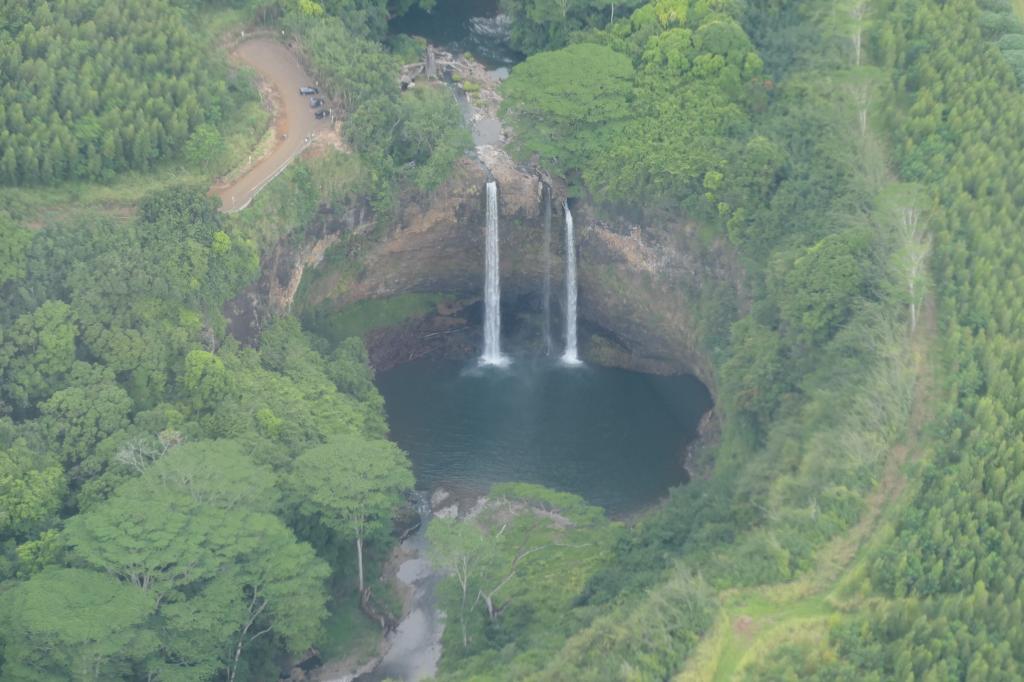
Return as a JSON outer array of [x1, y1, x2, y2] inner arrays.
[[458, 558, 470, 648], [898, 206, 928, 333], [425, 45, 437, 80], [850, 2, 866, 67], [482, 592, 496, 621], [356, 535, 365, 593]]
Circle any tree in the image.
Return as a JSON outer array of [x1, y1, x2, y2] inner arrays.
[[0, 568, 157, 682], [38, 363, 132, 468], [429, 484, 615, 653], [144, 439, 280, 513], [773, 230, 872, 347], [501, 43, 634, 178], [0, 300, 78, 409], [63, 483, 236, 602], [838, 65, 884, 138], [184, 124, 226, 173], [720, 316, 789, 428], [878, 183, 931, 333], [427, 515, 490, 647], [64, 453, 328, 681], [184, 350, 234, 412], [291, 432, 414, 591], [393, 85, 473, 191], [157, 512, 328, 682], [0, 439, 64, 542], [0, 0, 240, 184], [0, 211, 30, 286]]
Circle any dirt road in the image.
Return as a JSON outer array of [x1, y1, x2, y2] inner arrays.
[[214, 39, 330, 213]]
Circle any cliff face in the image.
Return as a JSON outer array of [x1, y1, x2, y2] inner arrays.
[[279, 148, 743, 389], [576, 214, 738, 388], [340, 151, 550, 306]]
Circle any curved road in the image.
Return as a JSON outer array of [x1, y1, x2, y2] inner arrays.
[[214, 39, 330, 213]]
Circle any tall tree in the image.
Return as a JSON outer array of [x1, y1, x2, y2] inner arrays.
[[501, 43, 634, 179], [63, 446, 329, 680], [291, 432, 414, 591]]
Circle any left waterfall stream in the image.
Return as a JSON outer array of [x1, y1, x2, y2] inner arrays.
[[480, 180, 508, 366]]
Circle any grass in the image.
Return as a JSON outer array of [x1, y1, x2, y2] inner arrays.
[[191, 6, 255, 41], [304, 293, 452, 346], [317, 596, 380, 663], [697, 594, 833, 682], [677, 299, 938, 682], [0, 165, 208, 225]]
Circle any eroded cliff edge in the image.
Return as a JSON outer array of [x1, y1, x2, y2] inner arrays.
[[229, 146, 744, 394]]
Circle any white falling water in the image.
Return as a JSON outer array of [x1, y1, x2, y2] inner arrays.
[[542, 185, 553, 355], [480, 181, 508, 366], [561, 201, 581, 365]]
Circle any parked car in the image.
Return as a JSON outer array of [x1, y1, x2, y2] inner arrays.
[[315, 109, 331, 120], [299, 86, 319, 95], [309, 97, 323, 108]]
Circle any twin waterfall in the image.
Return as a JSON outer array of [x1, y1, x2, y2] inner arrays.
[[480, 181, 580, 367]]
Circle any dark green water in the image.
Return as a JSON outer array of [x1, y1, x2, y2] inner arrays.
[[389, 0, 523, 68], [376, 358, 713, 516]]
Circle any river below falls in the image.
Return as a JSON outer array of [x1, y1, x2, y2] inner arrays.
[[327, 359, 711, 681]]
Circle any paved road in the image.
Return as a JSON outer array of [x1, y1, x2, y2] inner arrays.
[[214, 39, 329, 213]]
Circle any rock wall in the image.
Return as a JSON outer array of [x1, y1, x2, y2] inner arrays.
[[223, 199, 373, 344], [326, 152, 552, 306], [239, 148, 743, 390], [576, 211, 741, 389]]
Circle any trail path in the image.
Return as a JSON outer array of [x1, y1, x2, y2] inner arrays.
[[212, 39, 329, 212], [680, 296, 938, 681]]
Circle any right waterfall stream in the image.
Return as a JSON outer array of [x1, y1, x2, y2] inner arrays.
[[562, 200, 581, 365]]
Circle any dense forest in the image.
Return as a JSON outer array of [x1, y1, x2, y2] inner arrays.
[[0, 0, 249, 184], [0, 185, 416, 679], [419, 0, 923, 676], [2, 0, 1024, 678]]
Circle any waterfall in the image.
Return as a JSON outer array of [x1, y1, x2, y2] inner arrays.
[[542, 185, 553, 355], [480, 181, 508, 366], [561, 201, 581, 365]]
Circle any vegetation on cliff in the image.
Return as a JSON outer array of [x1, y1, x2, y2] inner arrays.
[[430, 0, 926, 677], [740, 0, 1024, 676], [0, 186, 410, 680], [2, 0, 1023, 678]]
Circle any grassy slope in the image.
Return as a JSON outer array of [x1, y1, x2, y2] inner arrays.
[[302, 294, 452, 347], [679, 300, 937, 681]]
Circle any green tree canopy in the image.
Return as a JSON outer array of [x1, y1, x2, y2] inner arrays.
[[291, 432, 414, 591], [502, 43, 635, 179], [0, 567, 157, 682]]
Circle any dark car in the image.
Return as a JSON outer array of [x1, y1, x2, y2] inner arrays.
[[314, 109, 331, 120], [309, 97, 323, 108], [299, 86, 319, 95]]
